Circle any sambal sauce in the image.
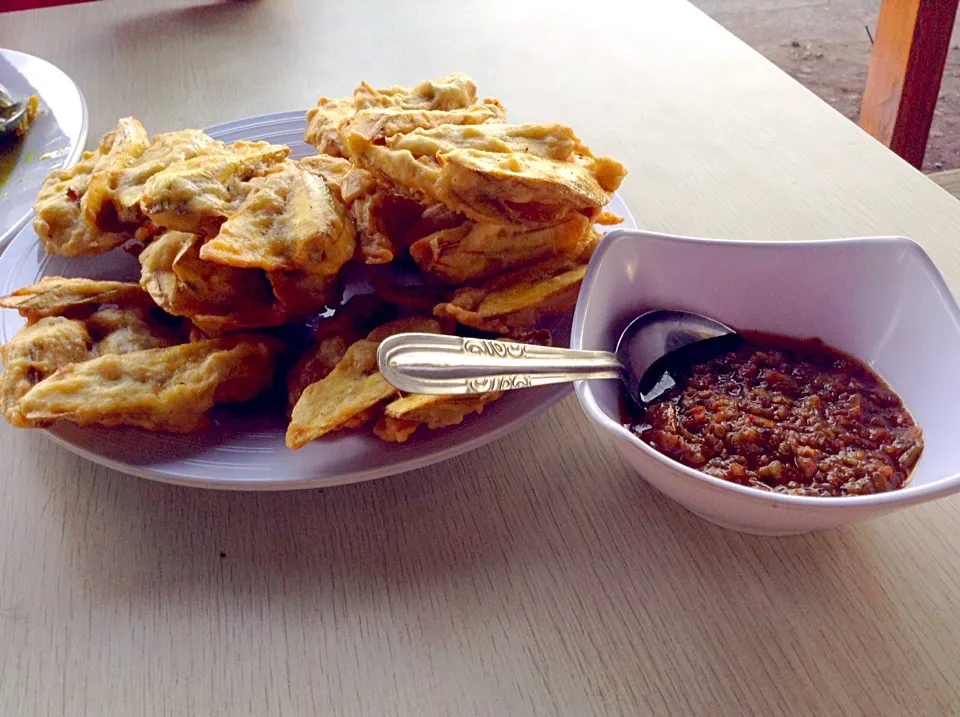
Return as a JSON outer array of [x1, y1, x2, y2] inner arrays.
[[624, 333, 923, 497]]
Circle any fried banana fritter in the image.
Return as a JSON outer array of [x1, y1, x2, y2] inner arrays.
[[18, 335, 280, 433], [286, 316, 444, 448], [139, 141, 290, 234], [305, 73, 501, 157], [8, 72, 628, 447], [353, 73, 479, 111], [297, 154, 377, 203], [86, 305, 184, 356], [374, 392, 503, 443], [139, 230, 285, 335], [304, 96, 358, 157], [349, 122, 624, 227], [0, 317, 93, 427], [432, 227, 600, 334], [433, 149, 621, 226], [0, 277, 153, 323], [387, 122, 585, 162], [349, 189, 428, 264], [110, 129, 226, 226], [286, 339, 397, 448], [339, 103, 505, 151], [285, 294, 395, 411], [199, 162, 356, 277], [435, 265, 587, 334], [438, 270, 585, 335], [409, 214, 590, 284], [0, 273, 192, 426], [81, 117, 152, 232], [33, 128, 132, 257]]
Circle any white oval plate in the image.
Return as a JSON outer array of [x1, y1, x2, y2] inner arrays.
[[0, 49, 87, 251], [0, 110, 635, 490]]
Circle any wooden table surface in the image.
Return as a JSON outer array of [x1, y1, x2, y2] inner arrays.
[[4, 1, 960, 714]]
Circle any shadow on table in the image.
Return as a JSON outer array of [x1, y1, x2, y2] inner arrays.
[[113, 0, 264, 38], [37, 399, 955, 709]]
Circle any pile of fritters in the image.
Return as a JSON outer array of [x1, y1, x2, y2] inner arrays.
[[0, 73, 627, 447]]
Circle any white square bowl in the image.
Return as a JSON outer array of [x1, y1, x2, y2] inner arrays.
[[571, 230, 960, 535]]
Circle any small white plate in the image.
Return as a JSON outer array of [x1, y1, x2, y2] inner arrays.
[[573, 230, 960, 534], [0, 49, 87, 251], [0, 110, 635, 490]]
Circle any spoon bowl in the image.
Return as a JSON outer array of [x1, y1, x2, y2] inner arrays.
[[0, 84, 30, 139], [615, 309, 736, 403]]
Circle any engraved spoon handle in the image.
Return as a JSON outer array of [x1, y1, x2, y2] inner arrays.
[[377, 333, 623, 395]]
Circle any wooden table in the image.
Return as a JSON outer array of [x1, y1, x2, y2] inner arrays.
[[3, 1, 960, 714]]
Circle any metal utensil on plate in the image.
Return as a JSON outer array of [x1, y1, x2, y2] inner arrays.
[[378, 309, 743, 405], [0, 82, 31, 139]]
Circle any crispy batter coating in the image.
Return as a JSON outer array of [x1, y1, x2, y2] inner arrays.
[[199, 162, 356, 277], [18, 335, 280, 433], [388, 122, 584, 161], [286, 340, 395, 448], [353, 73, 479, 111], [374, 392, 503, 443], [409, 214, 590, 284], [108, 129, 226, 226], [441, 275, 580, 335], [286, 337, 352, 414], [349, 189, 427, 264], [297, 155, 377, 203], [0, 317, 93, 427], [432, 228, 599, 334], [305, 73, 488, 156], [33, 131, 130, 257], [351, 122, 625, 227], [435, 265, 587, 334], [86, 305, 184, 356], [351, 122, 590, 196], [340, 103, 505, 152], [139, 230, 285, 335], [0, 277, 153, 323], [595, 210, 625, 225], [433, 149, 620, 226], [285, 294, 395, 411], [304, 96, 356, 157], [286, 316, 443, 448], [139, 141, 290, 234], [81, 117, 152, 231]]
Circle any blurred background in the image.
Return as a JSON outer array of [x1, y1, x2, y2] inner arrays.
[[693, 0, 960, 172]]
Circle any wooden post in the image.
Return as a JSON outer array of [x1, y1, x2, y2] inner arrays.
[[859, 0, 960, 168]]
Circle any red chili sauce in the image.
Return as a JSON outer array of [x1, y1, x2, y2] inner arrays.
[[624, 333, 923, 497]]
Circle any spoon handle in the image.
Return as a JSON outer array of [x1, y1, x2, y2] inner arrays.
[[377, 333, 622, 395]]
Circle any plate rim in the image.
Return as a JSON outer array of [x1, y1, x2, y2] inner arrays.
[[2, 109, 635, 491], [41, 387, 573, 491], [0, 48, 89, 249]]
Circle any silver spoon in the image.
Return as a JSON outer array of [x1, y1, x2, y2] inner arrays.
[[377, 309, 741, 405], [0, 83, 31, 140]]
